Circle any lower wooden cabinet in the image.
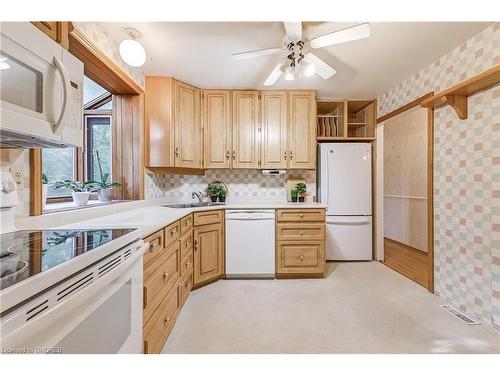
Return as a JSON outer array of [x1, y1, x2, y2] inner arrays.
[[142, 214, 193, 354], [276, 209, 326, 277], [193, 222, 224, 286]]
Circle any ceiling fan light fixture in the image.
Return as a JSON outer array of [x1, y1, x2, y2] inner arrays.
[[119, 28, 146, 67]]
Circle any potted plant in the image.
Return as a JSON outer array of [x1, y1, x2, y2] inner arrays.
[[291, 188, 298, 203], [218, 187, 227, 202], [207, 184, 220, 202], [295, 182, 307, 203], [88, 150, 121, 202], [53, 180, 96, 206], [42, 173, 49, 210]]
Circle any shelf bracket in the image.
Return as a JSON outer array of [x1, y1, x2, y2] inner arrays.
[[443, 94, 468, 120]]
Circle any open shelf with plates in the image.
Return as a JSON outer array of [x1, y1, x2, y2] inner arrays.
[[316, 99, 376, 141]]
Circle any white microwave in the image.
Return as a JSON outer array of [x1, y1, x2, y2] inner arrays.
[[0, 22, 84, 148]]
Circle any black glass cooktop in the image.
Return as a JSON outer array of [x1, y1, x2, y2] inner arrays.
[[0, 228, 137, 290]]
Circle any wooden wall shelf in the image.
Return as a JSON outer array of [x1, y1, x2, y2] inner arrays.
[[420, 65, 500, 119]]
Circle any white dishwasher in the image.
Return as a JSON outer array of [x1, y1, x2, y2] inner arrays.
[[225, 210, 276, 278]]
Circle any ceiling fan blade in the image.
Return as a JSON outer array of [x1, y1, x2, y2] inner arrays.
[[263, 63, 284, 86], [232, 47, 283, 60], [310, 23, 370, 49], [283, 22, 302, 41], [304, 53, 336, 79]]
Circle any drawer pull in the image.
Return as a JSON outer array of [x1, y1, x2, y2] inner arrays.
[[163, 271, 169, 280], [299, 230, 304, 236], [299, 213, 304, 218], [186, 261, 190, 267], [194, 239, 198, 251], [164, 316, 171, 325], [298, 255, 304, 262]]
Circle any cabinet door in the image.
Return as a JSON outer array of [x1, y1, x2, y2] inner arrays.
[[193, 224, 224, 286], [174, 80, 202, 168], [288, 91, 316, 169], [261, 91, 287, 169], [232, 91, 260, 169], [145, 77, 175, 168], [31, 22, 69, 49], [203, 90, 231, 168]]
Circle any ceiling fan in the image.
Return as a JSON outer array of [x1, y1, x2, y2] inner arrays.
[[232, 22, 371, 86]]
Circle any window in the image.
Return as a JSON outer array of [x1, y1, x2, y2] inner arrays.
[[42, 77, 112, 201]]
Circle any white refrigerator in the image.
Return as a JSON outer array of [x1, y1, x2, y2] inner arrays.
[[317, 143, 372, 260]]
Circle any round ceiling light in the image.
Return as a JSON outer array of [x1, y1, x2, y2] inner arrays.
[[119, 28, 146, 67]]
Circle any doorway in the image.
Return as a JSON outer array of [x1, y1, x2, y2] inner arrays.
[[377, 98, 434, 292]]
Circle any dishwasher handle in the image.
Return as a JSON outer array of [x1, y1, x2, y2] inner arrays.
[[225, 210, 276, 220]]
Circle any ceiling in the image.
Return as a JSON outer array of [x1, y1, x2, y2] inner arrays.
[[100, 22, 492, 99]]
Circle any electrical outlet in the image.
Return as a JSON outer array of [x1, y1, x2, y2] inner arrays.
[[10, 167, 24, 187]]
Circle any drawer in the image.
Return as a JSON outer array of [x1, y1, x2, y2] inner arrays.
[[180, 230, 193, 260], [276, 209, 325, 222], [193, 210, 223, 226], [276, 223, 325, 241], [180, 270, 193, 307], [143, 240, 179, 281], [180, 214, 193, 235], [164, 221, 180, 248], [143, 284, 179, 354], [180, 251, 193, 277], [143, 230, 164, 268], [144, 241, 180, 313], [277, 241, 325, 275]]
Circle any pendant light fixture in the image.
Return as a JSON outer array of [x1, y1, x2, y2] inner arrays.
[[119, 28, 146, 67]]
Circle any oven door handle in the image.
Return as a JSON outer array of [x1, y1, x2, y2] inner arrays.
[[53, 56, 71, 134], [0, 241, 149, 351]]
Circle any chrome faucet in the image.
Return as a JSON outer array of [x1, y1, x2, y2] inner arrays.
[[192, 191, 204, 202]]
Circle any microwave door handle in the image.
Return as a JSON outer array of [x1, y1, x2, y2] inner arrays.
[[53, 56, 71, 134]]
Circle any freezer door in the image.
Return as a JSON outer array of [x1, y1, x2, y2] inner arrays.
[[325, 216, 372, 260], [325, 143, 372, 215]]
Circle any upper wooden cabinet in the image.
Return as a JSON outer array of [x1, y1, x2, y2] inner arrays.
[[260, 91, 288, 169], [146, 77, 317, 171], [31, 21, 70, 49], [232, 91, 260, 169], [145, 77, 202, 169], [174, 81, 202, 168], [202, 90, 232, 169], [287, 91, 316, 169]]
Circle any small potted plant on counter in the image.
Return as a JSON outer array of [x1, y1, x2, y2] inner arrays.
[[87, 150, 121, 202], [291, 188, 298, 203], [42, 173, 49, 210], [218, 186, 227, 203], [53, 180, 96, 206], [207, 183, 220, 202], [295, 182, 307, 203]]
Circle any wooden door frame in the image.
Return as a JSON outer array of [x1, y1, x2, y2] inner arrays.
[[376, 92, 434, 293], [30, 23, 144, 215]]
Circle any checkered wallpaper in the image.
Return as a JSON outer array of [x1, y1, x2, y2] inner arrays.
[[378, 23, 500, 330], [145, 169, 317, 202]]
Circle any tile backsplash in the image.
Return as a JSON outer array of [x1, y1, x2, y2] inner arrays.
[[145, 169, 317, 202]]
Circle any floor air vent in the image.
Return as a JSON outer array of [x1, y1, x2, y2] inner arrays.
[[440, 305, 480, 325]]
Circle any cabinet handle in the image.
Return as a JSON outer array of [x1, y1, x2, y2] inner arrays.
[[175, 147, 179, 157], [226, 150, 230, 160], [299, 213, 304, 218], [298, 255, 304, 262], [194, 239, 198, 251], [284, 151, 287, 160], [164, 316, 171, 325], [289, 151, 293, 160], [232, 150, 236, 160], [299, 230, 304, 236], [163, 271, 169, 280]]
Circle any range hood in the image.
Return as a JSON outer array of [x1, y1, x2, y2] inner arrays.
[[0, 129, 68, 149]]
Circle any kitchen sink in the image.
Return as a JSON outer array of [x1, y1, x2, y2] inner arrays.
[[162, 202, 226, 209]]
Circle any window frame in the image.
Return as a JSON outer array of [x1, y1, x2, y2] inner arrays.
[[84, 112, 112, 182]]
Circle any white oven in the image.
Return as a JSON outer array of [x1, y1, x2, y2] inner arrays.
[[0, 240, 148, 354], [0, 22, 84, 148]]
